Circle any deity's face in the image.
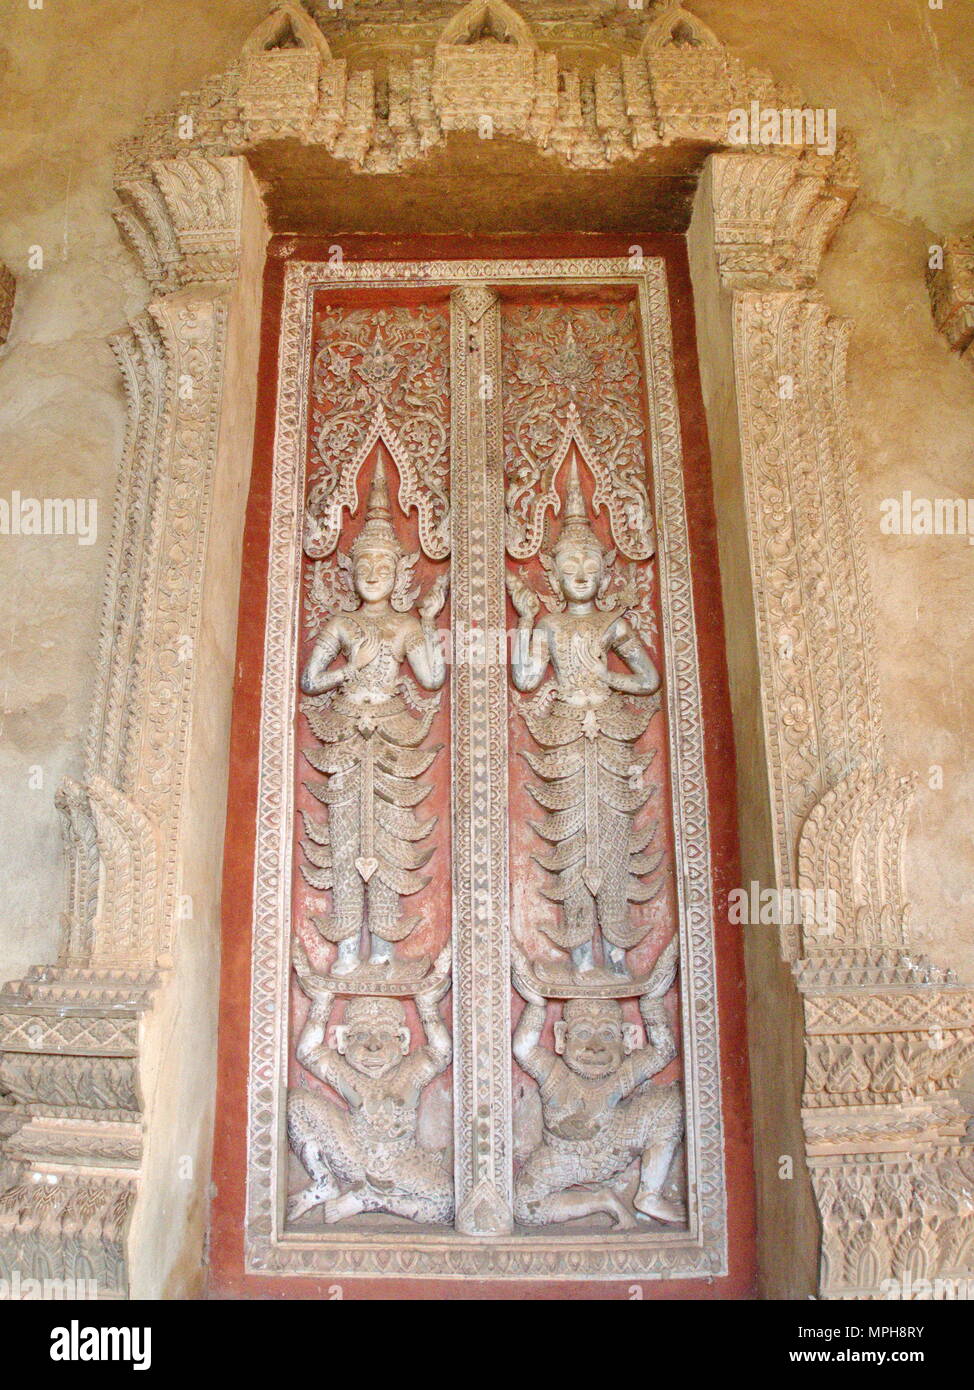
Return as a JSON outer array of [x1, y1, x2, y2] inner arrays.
[[558, 1002, 628, 1080], [554, 541, 604, 604], [353, 545, 398, 604], [338, 1010, 410, 1080]]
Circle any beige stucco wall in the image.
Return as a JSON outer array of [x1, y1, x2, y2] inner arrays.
[[0, 0, 271, 983], [688, 0, 974, 977]]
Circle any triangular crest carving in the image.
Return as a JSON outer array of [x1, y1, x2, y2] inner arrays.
[[305, 405, 450, 561], [242, 0, 332, 60], [438, 0, 536, 50], [641, 1, 722, 52]]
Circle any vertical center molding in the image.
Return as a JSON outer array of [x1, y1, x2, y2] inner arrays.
[[449, 285, 514, 1235]]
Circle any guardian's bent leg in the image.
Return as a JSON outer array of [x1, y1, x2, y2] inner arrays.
[[623, 1084, 685, 1224], [286, 1091, 358, 1220], [515, 1143, 635, 1229]]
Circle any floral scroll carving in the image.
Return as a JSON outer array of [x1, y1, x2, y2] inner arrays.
[[304, 306, 451, 561], [503, 305, 655, 561]]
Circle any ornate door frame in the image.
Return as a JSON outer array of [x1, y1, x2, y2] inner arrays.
[[235, 252, 730, 1283], [1, 2, 971, 1300]]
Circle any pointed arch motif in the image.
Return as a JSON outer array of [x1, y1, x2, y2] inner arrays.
[[640, 1, 722, 52], [241, 0, 333, 60], [438, 0, 537, 51]]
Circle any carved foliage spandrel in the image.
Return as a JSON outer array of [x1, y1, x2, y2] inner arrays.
[[502, 302, 655, 561], [305, 303, 451, 560]]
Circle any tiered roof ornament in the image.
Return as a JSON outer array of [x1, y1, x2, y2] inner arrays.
[[115, 0, 856, 184]]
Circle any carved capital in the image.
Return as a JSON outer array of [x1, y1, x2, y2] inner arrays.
[[115, 156, 247, 293], [710, 147, 858, 290]]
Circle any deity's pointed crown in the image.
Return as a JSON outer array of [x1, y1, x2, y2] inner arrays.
[[352, 452, 404, 559], [553, 455, 603, 556]]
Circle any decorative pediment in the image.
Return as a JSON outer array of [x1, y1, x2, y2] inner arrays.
[[433, 0, 548, 135], [112, 0, 861, 192], [438, 0, 536, 49], [242, 0, 333, 60], [640, 1, 722, 52], [239, 2, 343, 142]]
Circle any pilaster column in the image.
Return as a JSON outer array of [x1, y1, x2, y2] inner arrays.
[[449, 286, 514, 1237], [691, 148, 974, 1299], [0, 155, 268, 1299]]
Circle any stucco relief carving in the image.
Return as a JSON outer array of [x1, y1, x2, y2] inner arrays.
[[512, 946, 684, 1230], [0, 260, 15, 347], [508, 460, 664, 985], [501, 294, 685, 1232], [304, 304, 451, 561], [249, 256, 720, 1278], [114, 0, 853, 181], [710, 147, 858, 291], [299, 457, 450, 983], [502, 304, 655, 561], [0, 150, 256, 1296], [927, 233, 974, 366], [287, 957, 453, 1225]]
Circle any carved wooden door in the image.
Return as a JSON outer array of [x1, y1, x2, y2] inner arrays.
[[215, 246, 749, 1292]]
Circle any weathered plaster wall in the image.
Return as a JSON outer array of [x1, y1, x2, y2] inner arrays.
[[0, 0, 271, 983], [686, 0, 974, 976]]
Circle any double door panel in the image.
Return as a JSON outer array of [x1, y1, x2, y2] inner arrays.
[[242, 255, 728, 1283]]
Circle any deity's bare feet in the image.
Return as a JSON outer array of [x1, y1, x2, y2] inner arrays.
[[287, 1185, 330, 1222], [331, 944, 361, 977], [634, 1189, 686, 1225], [324, 1190, 367, 1224], [605, 1192, 638, 1230]]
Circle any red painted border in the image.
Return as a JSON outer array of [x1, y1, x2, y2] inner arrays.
[[209, 234, 756, 1300]]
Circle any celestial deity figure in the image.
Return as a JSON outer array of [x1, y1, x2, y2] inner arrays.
[[512, 951, 684, 1229], [287, 947, 454, 1225], [300, 455, 449, 978], [507, 457, 662, 979]]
